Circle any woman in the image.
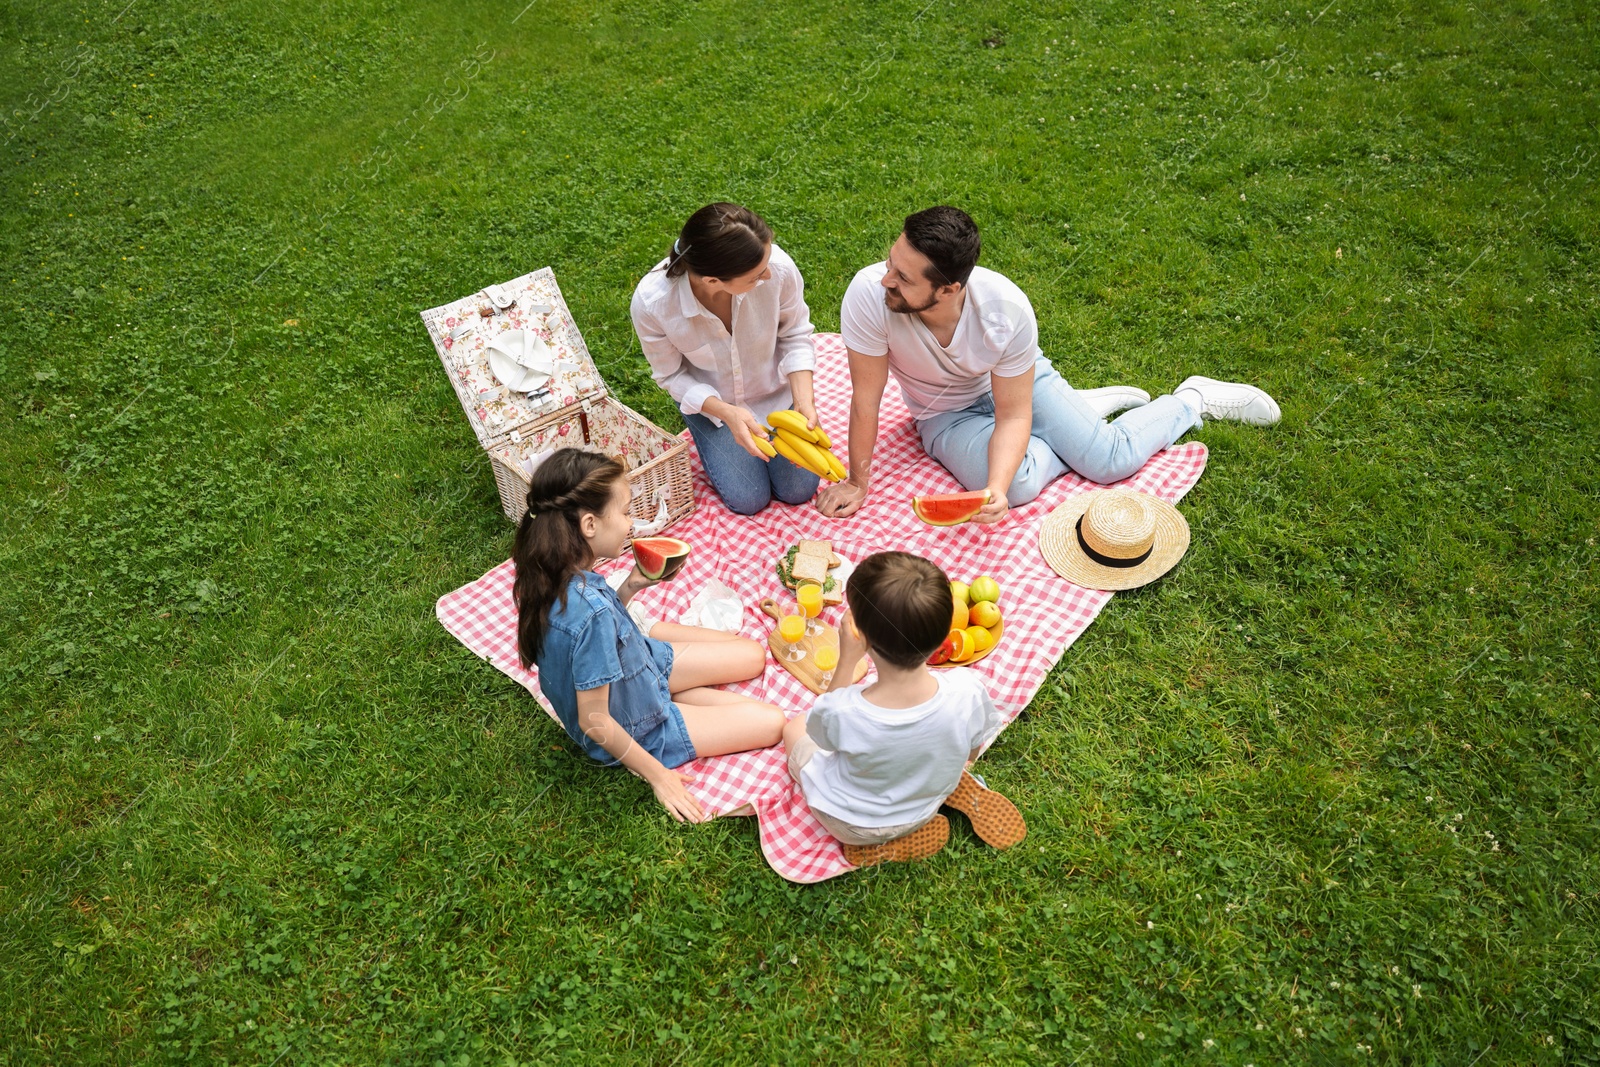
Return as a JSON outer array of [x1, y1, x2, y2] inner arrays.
[[631, 202, 822, 515]]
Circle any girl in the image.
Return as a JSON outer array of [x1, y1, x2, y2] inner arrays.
[[631, 202, 823, 516], [514, 448, 786, 822]]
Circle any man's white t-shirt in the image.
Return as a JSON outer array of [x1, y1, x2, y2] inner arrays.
[[839, 262, 1041, 420], [800, 668, 1003, 829]]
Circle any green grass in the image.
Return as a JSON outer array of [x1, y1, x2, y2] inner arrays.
[[2, 0, 1597, 1062]]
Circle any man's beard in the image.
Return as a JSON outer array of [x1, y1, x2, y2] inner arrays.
[[884, 286, 939, 314]]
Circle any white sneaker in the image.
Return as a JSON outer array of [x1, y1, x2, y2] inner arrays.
[[1175, 376, 1281, 426], [1078, 385, 1151, 419]]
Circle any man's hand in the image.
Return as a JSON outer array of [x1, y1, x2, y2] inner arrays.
[[972, 486, 1010, 524], [815, 479, 867, 519], [649, 768, 707, 823], [726, 406, 774, 461]]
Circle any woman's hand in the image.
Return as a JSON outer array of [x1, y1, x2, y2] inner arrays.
[[726, 406, 774, 461], [649, 768, 707, 823], [788, 370, 818, 431], [793, 395, 820, 431]]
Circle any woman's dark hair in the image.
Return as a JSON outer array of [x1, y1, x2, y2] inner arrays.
[[662, 202, 774, 281], [513, 448, 628, 667], [902, 205, 981, 289], [845, 552, 955, 671]]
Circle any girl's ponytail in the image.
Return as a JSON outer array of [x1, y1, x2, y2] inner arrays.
[[513, 449, 628, 667]]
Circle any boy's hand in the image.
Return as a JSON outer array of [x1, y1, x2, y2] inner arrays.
[[837, 609, 867, 664]]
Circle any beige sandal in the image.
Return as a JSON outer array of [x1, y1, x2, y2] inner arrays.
[[841, 815, 950, 868], [942, 771, 1027, 849]]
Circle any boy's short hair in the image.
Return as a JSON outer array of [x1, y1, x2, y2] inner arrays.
[[846, 552, 954, 670]]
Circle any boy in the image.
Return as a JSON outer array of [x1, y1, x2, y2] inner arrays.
[[782, 551, 1027, 867]]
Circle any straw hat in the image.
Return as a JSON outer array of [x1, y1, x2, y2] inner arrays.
[[1039, 489, 1190, 591]]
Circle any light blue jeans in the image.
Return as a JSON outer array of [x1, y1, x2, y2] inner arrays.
[[685, 411, 821, 516], [916, 357, 1201, 507]]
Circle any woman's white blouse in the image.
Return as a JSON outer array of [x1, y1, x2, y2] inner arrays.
[[630, 243, 817, 428]]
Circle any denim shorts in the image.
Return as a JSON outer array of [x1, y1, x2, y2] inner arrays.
[[633, 701, 698, 770]]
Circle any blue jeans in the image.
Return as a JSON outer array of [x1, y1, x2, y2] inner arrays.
[[685, 411, 821, 515], [916, 357, 1201, 507]]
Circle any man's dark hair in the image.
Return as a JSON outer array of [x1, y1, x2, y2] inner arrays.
[[902, 205, 981, 289], [846, 552, 954, 671]]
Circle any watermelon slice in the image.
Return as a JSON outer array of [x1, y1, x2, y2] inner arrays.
[[631, 536, 691, 581], [911, 490, 991, 527]]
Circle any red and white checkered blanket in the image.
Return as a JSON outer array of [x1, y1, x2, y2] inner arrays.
[[437, 333, 1208, 881]]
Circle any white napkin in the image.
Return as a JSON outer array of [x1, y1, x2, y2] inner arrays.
[[520, 447, 557, 478], [629, 485, 672, 536], [680, 578, 744, 633], [486, 329, 554, 392]]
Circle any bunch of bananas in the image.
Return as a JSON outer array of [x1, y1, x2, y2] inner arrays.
[[756, 410, 848, 482]]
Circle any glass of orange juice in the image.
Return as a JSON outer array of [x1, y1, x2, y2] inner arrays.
[[797, 581, 824, 636], [778, 613, 807, 662], [813, 642, 839, 687]]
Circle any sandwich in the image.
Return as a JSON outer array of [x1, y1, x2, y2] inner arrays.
[[776, 538, 845, 605]]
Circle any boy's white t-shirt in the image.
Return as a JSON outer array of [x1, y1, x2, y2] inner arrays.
[[838, 262, 1041, 420], [800, 668, 1003, 829]]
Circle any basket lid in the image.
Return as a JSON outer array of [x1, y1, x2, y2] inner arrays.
[[420, 267, 609, 450]]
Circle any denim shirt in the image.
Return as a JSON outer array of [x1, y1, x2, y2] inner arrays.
[[534, 571, 676, 766]]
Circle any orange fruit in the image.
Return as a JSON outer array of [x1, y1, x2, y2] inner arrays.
[[969, 601, 1001, 628], [951, 599, 970, 632], [965, 624, 996, 656], [946, 628, 974, 663]]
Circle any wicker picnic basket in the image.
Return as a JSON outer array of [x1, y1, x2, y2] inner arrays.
[[420, 268, 695, 535]]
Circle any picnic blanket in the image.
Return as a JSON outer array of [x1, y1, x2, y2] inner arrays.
[[437, 333, 1209, 882]]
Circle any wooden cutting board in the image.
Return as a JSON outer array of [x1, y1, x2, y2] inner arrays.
[[758, 597, 870, 696]]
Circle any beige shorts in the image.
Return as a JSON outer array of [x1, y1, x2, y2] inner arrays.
[[786, 733, 933, 846]]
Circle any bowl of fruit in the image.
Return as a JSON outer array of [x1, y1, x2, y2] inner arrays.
[[928, 575, 1003, 667]]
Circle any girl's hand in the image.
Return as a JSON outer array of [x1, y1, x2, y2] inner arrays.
[[650, 769, 707, 823], [727, 407, 773, 461], [793, 396, 820, 431]]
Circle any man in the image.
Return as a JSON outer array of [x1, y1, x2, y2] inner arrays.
[[815, 206, 1280, 523]]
